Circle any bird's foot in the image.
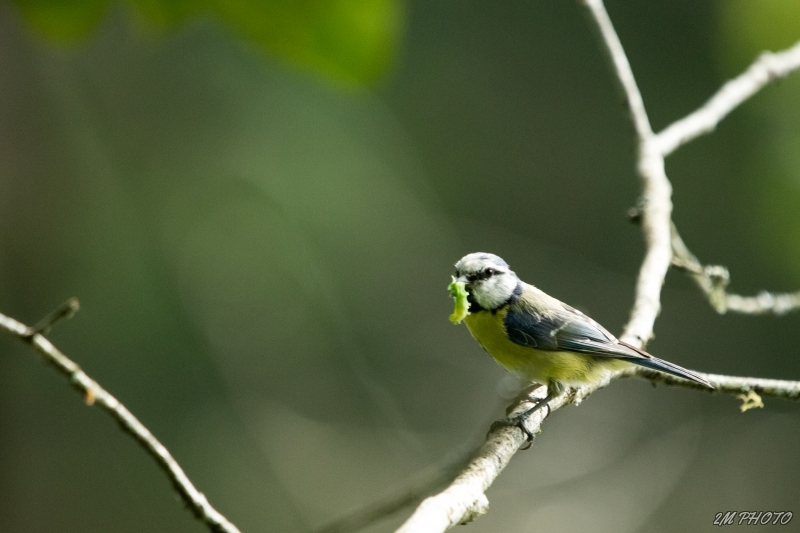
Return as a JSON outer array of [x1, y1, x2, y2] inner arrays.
[[489, 415, 537, 449], [489, 391, 556, 450]]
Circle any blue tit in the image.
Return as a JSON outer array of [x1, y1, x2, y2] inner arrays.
[[452, 252, 712, 438]]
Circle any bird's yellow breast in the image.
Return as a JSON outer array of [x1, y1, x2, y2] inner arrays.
[[463, 308, 627, 386]]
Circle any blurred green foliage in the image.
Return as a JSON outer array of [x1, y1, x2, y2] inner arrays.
[[10, 0, 107, 40], [717, 0, 800, 69], [10, 0, 403, 83]]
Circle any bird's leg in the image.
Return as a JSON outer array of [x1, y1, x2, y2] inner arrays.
[[489, 381, 564, 448]]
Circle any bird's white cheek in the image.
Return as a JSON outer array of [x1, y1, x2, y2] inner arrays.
[[474, 276, 516, 309]]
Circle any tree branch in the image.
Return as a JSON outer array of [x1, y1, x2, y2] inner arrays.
[[583, 0, 653, 140], [395, 367, 800, 533], [0, 304, 242, 533], [625, 367, 800, 401], [394, 385, 559, 533], [655, 40, 800, 157], [583, 0, 670, 348], [671, 224, 800, 315]]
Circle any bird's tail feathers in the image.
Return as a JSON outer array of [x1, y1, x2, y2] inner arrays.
[[632, 355, 713, 388], [617, 340, 712, 388]]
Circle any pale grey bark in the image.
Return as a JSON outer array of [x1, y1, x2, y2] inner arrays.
[[671, 224, 800, 316], [655, 40, 800, 157]]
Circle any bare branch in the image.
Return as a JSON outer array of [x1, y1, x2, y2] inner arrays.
[[394, 364, 800, 533], [395, 386, 566, 533], [25, 297, 80, 337], [583, 0, 653, 141], [625, 367, 800, 401], [725, 291, 800, 315], [671, 224, 800, 316], [656, 40, 800, 156], [0, 307, 242, 533], [584, 0, 670, 348]]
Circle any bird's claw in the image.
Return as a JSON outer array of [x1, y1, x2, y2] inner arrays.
[[489, 416, 535, 449]]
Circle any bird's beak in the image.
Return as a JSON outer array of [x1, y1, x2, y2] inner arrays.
[[456, 275, 469, 286]]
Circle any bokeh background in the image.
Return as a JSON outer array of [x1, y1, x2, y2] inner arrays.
[[1, 1, 799, 532]]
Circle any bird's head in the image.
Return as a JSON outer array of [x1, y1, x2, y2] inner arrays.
[[454, 253, 520, 310]]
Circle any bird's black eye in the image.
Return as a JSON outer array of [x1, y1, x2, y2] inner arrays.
[[485, 268, 496, 276]]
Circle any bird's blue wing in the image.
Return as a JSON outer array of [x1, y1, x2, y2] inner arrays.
[[503, 301, 712, 387], [504, 303, 629, 356]]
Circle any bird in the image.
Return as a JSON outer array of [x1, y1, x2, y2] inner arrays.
[[450, 252, 712, 440]]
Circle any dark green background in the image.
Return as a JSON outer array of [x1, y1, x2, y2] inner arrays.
[[1, 1, 799, 532]]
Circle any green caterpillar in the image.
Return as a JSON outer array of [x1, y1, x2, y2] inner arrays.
[[448, 276, 471, 325]]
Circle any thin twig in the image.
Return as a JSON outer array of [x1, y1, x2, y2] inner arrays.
[[0, 307, 241, 533], [656, 40, 800, 157], [583, 0, 652, 140], [625, 367, 800, 400], [25, 297, 80, 337], [725, 292, 800, 315], [584, 0, 671, 348], [655, 39, 800, 316], [671, 224, 800, 315]]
